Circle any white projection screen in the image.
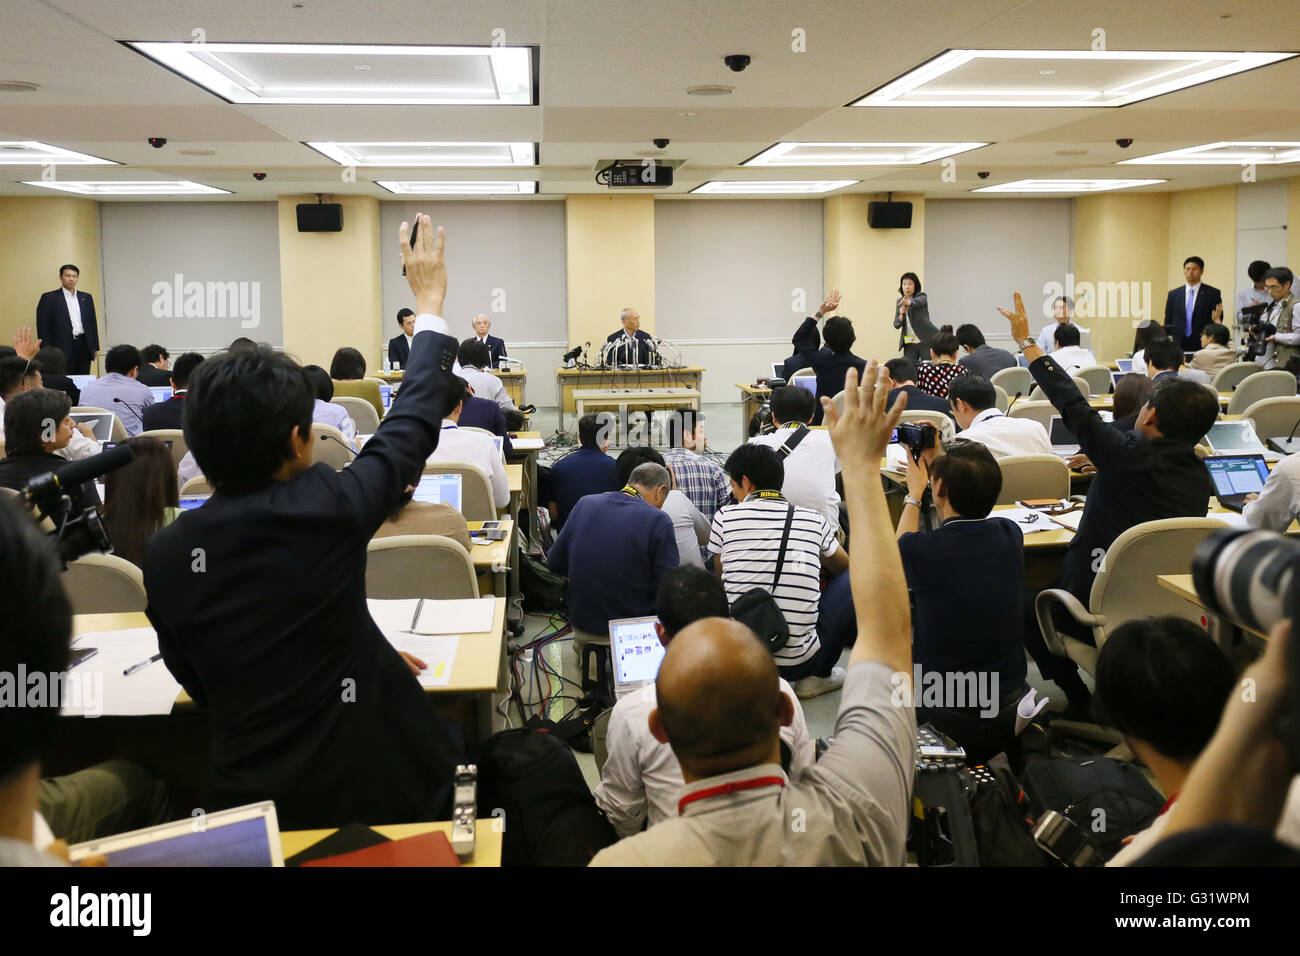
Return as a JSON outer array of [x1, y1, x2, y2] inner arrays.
[[379, 200, 567, 345], [99, 202, 283, 349]]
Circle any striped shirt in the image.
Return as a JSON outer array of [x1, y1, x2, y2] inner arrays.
[[663, 447, 731, 524], [708, 494, 838, 668]]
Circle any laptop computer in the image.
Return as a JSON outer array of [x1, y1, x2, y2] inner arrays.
[[1110, 371, 1128, 389], [490, 435, 504, 459], [1114, 358, 1134, 374], [791, 374, 818, 397], [149, 386, 173, 404], [379, 383, 393, 412], [68, 801, 283, 866], [1049, 416, 1080, 457], [70, 411, 117, 441], [412, 473, 463, 511], [178, 495, 210, 511], [770, 361, 785, 381], [69, 374, 94, 390], [1205, 420, 1267, 456], [1204, 455, 1270, 512], [608, 616, 666, 700]]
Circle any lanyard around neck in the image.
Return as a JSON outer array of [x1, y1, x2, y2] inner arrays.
[[678, 775, 785, 815], [620, 485, 642, 499]]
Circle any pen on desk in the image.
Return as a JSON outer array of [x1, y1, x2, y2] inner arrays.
[[123, 652, 162, 676], [409, 598, 425, 633]]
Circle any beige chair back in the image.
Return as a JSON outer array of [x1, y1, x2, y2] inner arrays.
[[422, 459, 498, 520], [1241, 396, 1300, 442], [61, 553, 148, 614], [179, 476, 213, 495], [786, 367, 813, 382], [71, 406, 128, 442], [1226, 370, 1296, 415], [989, 366, 1032, 399], [1214, 361, 1264, 393], [1030, 377, 1090, 399], [365, 534, 480, 600], [995, 454, 1070, 505], [331, 396, 381, 434], [993, 385, 1009, 413], [137, 429, 189, 470], [312, 423, 355, 471], [1075, 365, 1114, 396], [897, 409, 955, 444], [830, 391, 846, 417], [1006, 400, 1056, 432]]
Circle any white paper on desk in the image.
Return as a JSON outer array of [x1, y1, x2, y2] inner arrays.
[[994, 507, 1061, 535], [62, 628, 181, 717], [1046, 510, 1084, 533], [367, 597, 495, 635], [386, 634, 458, 688], [511, 438, 544, 451], [885, 444, 908, 471], [1206, 510, 1251, 529]]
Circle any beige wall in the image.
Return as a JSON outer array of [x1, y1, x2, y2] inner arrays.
[[277, 195, 383, 371], [1290, 176, 1300, 268], [565, 195, 655, 350], [1071, 192, 1170, 361], [824, 192, 925, 363], [1167, 185, 1237, 321], [0, 196, 100, 358]]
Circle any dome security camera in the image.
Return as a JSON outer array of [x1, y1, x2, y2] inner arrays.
[[653, 138, 670, 149], [977, 171, 991, 179], [148, 137, 167, 148], [724, 54, 751, 72], [252, 172, 267, 180], [1116, 138, 1134, 148]]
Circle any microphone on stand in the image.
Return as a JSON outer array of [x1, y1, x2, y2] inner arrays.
[[1005, 390, 1023, 413], [112, 396, 148, 430], [1267, 415, 1300, 455], [319, 431, 358, 461]]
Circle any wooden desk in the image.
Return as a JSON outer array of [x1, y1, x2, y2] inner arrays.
[[1158, 572, 1272, 646], [279, 820, 502, 866], [737, 383, 771, 438], [556, 366, 704, 430], [507, 432, 542, 538], [469, 520, 513, 598], [489, 369, 527, 406], [1088, 391, 1232, 411], [572, 388, 700, 442]]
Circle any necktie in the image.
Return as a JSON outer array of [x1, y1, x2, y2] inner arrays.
[[1185, 287, 1195, 337]]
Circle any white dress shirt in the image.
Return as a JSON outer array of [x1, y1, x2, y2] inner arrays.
[[955, 407, 1053, 459], [1037, 321, 1090, 354], [63, 288, 83, 337], [1243, 452, 1300, 532], [458, 365, 516, 411], [429, 420, 509, 509], [594, 676, 815, 837], [661, 488, 709, 567], [1047, 345, 1098, 374], [747, 426, 842, 529]]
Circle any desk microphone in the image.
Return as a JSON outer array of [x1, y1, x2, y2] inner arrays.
[[113, 396, 147, 419], [1268, 415, 1300, 455], [1005, 390, 1023, 413], [319, 432, 358, 459]]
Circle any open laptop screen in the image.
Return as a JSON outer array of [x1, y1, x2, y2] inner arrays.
[[791, 375, 817, 397], [1115, 358, 1133, 374], [149, 386, 173, 404], [1049, 416, 1078, 447], [70, 412, 115, 442], [69, 801, 282, 867], [610, 617, 665, 688], [1206, 421, 1264, 454], [1205, 456, 1269, 497], [412, 473, 463, 511]]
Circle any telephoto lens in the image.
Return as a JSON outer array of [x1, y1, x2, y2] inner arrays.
[[1192, 528, 1300, 634]]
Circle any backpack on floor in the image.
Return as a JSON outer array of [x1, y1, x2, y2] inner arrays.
[[476, 727, 616, 866], [1019, 756, 1163, 865]]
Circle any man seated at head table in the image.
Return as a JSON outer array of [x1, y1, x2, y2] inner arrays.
[[603, 308, 656, 367], [594, 565, 815, 838], [590, 363, 915, 866], [470, 313, 508, 368], [142, 214, 468, 829]]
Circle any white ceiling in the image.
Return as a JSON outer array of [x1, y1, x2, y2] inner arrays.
[[0, 0, 1298, 199]]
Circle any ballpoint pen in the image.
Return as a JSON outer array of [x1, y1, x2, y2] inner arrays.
[[409, 598, 425, 633], [123, 652, 162, 676]]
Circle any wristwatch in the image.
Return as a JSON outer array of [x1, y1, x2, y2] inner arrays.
[[1017, 337, 1037, 353], [903, 495, 923, 509]]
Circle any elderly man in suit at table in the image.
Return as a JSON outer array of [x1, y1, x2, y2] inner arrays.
[[471, 314, 508, 368], [35, 264, 99, 375]]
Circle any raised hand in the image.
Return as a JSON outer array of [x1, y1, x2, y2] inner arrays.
[[821, 361, 907, 466], [398, 214, 447, 317], [819, 289, 841, 315], [996, 292, 1032, 344], [12, 326, 40, 360]]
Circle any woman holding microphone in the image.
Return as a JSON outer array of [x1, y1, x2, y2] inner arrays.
[[894, 272, 937, 364]]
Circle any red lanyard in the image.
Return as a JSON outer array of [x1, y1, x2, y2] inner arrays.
[[678, 775, 785, 815]]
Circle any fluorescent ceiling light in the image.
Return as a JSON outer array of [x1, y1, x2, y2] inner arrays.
[[308, 142, 535, 167], [0, 141, 116, 165], [126, 42, 533, 105], [745, 142, 986, 166], [376, 181, 538, 195], [21, 180, 230, 195], [692, 180, 857, 195], [1120, 141, 1300, 165], [973, 178, 1165, 193], [854, 49, 1294, 107]]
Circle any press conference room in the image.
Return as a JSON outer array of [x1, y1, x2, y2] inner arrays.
[[3, 0, 1300, 899]]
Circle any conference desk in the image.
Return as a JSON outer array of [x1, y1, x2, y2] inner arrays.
[[556, 366, 704, 430], [737, 383, 771, 437], [507, 431, 543, 535], [279, 820, 503, 866], [1156, 573, 1272, 645], [1088, 392, 1233, 411], [469, 519, 513, 598], [571, 388, 701, 443], [51, 599, 509, 812]]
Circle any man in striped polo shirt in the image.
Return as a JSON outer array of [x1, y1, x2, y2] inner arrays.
[[708, 443, 850, 699]]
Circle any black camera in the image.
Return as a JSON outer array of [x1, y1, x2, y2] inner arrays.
[[1192, 528, 1300, 769], [253, 172, 267, 180], [653, 138, 670, 149], [724, 54, 751, 72], [1115, 138, 1133, 148], [977, 171, 991, 179], [22, 444, 134, 568], [896, 421, 938, 458], [148, 137, 167, 148]]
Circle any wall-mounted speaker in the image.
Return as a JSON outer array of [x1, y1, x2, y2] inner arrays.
[[296, 203, 343, 232], [867, 201, 913, 229]]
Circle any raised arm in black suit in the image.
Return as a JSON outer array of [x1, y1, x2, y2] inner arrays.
[[142, 216, 467, 829]]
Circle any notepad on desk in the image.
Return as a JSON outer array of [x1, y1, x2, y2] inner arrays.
[[994, 507, 1064, 535], [63, 628, 182, 717], [511, 438, 544, 451], [1046, 510, 1085, 532]]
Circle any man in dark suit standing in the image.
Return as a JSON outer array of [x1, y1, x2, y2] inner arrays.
[[603, 308, 656, 366], [141, 352, 204, 432], [387, 308, 415, 370], [143, 215, 466, 829], [35, 264, 99, 374], [471, 314, 508, 368], [1163, 256, 1224, 352]]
